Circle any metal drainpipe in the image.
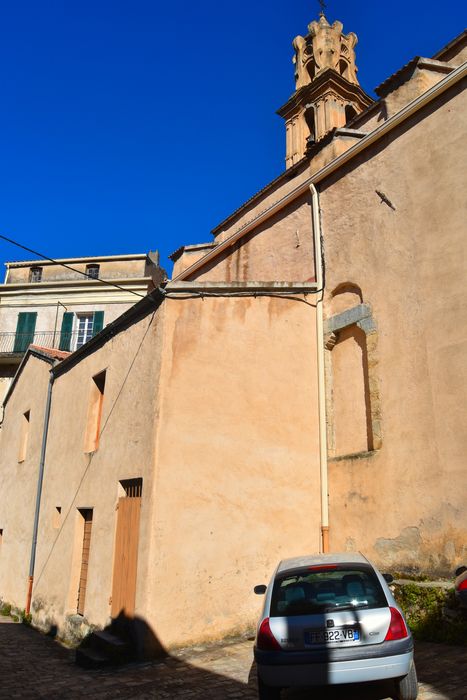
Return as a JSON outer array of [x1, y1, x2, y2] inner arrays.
[[26, 369, 55, 615], [309, 183, 329, 553]]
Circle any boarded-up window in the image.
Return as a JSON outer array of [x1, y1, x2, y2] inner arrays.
[[53, 507, 62, 530], [332, 325, 373, 456], [18, 410, 30, 463], [77, 509, 93, 616], [84, 371, 106, 453]]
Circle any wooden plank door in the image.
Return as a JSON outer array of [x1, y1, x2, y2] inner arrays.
[[111, 496, 141, 618], [77, 509, 93, 615]]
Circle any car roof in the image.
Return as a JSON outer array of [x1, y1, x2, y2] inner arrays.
[[277, 552, 370, 574]]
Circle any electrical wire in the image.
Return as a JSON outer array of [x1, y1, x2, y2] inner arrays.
[[0, 232, 322, 304], [0, 233, 147, 299]]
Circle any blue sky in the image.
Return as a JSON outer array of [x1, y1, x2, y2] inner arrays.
[[0, 1, 465, 276]]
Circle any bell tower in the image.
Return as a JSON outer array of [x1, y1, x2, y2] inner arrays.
[[277, 13, 373, 168]]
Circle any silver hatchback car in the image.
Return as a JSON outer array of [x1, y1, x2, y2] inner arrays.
[[254, 553, 418, 700]]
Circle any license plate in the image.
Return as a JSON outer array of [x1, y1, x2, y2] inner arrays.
[[305, 628, 360, 644]]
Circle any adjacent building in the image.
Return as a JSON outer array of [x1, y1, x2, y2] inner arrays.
[[0, 252, 165, 403], [0, 13, 465, 655]]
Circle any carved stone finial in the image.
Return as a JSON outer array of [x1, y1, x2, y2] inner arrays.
[[292, 15, 359, 90]]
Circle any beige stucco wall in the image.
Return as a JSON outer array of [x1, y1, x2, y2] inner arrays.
[[6, 257, 148, 284], [147, 294, 321, 648], [320, 82, 467, 574], [188, 194, 316, 283], [212, 163, 310, 244], [172, 246, 216, 278], [0, 355, 53, 607], [25, 305, 164, 634]]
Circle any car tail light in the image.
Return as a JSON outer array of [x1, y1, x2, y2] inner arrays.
[[458, 579, 467, 591], [257, 617, 281, 651], [384, 607, 408, 641]]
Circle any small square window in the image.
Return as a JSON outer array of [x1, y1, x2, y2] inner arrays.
[[86, 264, 100, 279], [29, 266, 43, 283]]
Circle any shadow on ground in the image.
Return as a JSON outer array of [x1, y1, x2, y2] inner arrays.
[[0, 619, 466, 699]]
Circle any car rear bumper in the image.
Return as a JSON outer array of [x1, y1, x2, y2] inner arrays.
[[256, 645, 413, 687]]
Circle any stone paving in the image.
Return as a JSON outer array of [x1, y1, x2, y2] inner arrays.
[[0, 617, 465, 699]]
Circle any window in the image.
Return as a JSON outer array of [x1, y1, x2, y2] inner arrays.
[[13, 312, 37, 353], [76, 509, 93, 615], [86, 264, 100, 279], [84, 370, 106, 453], [29, 266, 43, 282], [18, 410, 30, 463], [76, 314, 95, 349], [59, 311, 104, 352]]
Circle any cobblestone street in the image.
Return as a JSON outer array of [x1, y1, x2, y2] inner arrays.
[[0, 617, 465, 699]]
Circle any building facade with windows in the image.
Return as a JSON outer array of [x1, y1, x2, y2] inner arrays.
[[0, 14, 465, 656], [0, 252, 165, 403]]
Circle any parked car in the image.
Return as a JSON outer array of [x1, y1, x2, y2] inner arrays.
[[254, 552, 418, 700], [454, 565, 467, 608]]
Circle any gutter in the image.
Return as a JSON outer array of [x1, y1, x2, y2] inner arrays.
[[173, 61, 466, 284], [309, 184, 329, 553], [26, 370, 55, 615]]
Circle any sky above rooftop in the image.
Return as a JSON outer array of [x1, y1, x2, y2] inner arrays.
[[0, 1, 465, 276]]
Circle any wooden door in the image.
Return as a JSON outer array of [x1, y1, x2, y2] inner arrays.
[[111, 496, 141, 618], [77, 509, 93, 615]]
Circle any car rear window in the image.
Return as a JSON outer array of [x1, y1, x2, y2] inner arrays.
[[270, 565, 388, 617]]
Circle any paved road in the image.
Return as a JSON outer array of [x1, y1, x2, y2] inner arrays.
[[0, 617, 465, 699]]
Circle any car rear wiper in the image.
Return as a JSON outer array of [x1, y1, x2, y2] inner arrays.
[[326, 603, 370, 611]]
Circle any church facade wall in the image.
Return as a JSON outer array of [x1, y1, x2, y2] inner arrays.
[[320, 83, 467, 573]]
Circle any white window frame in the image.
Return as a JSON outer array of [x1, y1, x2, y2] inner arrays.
[[74, 313, 95, 350]]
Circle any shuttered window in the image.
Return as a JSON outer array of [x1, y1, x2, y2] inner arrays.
[[13, 312, 37, 353], [93, 311, 104, 336], [59, 311, 104, 352], [59, 312, 74, 351]]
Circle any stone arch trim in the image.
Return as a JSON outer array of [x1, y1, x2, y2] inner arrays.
[[324, 303, 382, 457]]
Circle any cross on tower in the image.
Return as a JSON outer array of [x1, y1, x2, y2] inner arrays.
[[318, 0, 327, 17]]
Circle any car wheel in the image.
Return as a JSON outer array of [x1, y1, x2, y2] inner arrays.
[[257, 673, 281, 700], [393, 661, 418, 700]]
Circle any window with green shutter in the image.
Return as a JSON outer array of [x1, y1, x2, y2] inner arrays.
[[13, 312, 37, 353], [93, 311, 104, 336], [59, 312, 74, 351]]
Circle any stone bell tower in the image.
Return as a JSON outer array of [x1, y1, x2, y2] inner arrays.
[[277, 13, 373, 168]]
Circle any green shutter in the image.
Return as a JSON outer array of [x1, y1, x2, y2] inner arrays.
[[59, 312, 74, 351], [93, 311, 104, 336], [13, 312, 37, 352]]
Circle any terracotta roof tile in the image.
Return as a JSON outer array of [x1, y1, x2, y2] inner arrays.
[[29, 345, 71, 360]]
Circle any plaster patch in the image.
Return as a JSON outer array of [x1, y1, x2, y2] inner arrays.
[[374, 526, 422, 561]]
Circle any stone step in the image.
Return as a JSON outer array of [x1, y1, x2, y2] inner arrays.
[[75, 647, 113, 669], [93, 629, 128, 651]]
